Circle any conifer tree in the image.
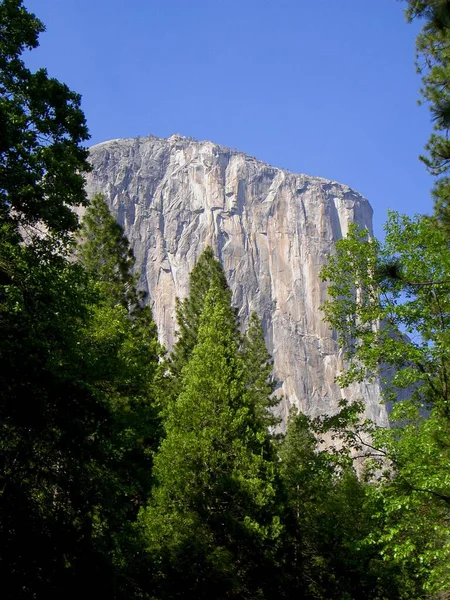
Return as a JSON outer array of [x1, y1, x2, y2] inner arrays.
[[169, 247, 231, 379], [242, 312, 280, 432], [406, 0, 450, 233], [78, 194, 148, 316], [77, 193, 162, 536], [140, 277, 284, 599]]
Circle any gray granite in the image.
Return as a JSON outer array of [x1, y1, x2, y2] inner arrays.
[[85, 134, 389, 428]]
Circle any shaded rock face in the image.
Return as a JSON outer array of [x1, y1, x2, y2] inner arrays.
[[86, 134, 389, 427]]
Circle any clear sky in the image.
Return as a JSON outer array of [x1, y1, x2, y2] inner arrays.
[[24, 0, 433, 237]]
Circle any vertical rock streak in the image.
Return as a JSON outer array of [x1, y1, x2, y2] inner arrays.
[[86, 135, 388, 426]]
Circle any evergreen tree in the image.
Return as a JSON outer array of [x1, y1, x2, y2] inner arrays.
[[279, 412, 415, 599], [77, 193, 163, 594], [169, 247, 231, 380], [405, 0, 450, 233], [79, 194, 151, 318], [139, 277, 284, 599], [242, 312, 280, 432]]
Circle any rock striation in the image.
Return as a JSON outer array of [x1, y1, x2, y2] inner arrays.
[[86, 134, 389, 427]]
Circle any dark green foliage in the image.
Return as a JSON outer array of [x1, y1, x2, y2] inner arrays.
[[78, 194, 152, 319], [0, 187, 161, 598], [78, 193, 162, 454], [77, 193, 164, 595], [0, 242, 117, 597], [0, 0, 90, 240], [279, 412, 419, 599], [405, 0, 450, 235], [0, 5, 160, 596], [0, 2, 109, 594]]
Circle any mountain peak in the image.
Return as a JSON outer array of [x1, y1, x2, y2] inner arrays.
[[86, 136, 382, 426]]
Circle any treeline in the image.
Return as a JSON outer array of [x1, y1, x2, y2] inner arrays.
[[1, 1, 450, 599]]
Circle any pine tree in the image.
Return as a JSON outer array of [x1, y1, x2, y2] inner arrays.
[[79, 193, 151, 317], [78, 193, 160, 398], [140, 277, 285, 599], [77, 194, 163, 583], [170, 247, 231, 378], [242, 312, 280, 432], [405, 0, 450, 233]]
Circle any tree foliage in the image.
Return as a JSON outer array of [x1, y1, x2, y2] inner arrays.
[[0, 5, 160, 596], [316, 4, 450, 595], [405, 0, 450, 232], [169, 247, 230, 377], [320, 214, 450, 595], [2, 2, 445, 598], [321, 214, 450, 408], [140, 267, 284, 599], [0, 0, 90, 241], [242, 312, 280, 432], [279, 411, 416, 600]]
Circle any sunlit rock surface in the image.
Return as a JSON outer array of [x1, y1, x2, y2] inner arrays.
[[86, 134, 389, 427]]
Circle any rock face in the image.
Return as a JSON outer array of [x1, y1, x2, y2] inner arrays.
[[86, 134, 389, 427]]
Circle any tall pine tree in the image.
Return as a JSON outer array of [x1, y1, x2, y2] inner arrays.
[[78, 194, 153, 319], [139, 273, 285, 599], [242, 312, 280, 433], [77, 194, 163, 589], [169, 248, 231, 377]]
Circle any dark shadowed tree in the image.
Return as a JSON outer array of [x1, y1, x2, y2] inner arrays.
[[0, 0, 90, 242], [0, 4, 155, 597]]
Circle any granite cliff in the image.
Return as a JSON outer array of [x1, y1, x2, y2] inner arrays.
[[86, 134, 389, 427]]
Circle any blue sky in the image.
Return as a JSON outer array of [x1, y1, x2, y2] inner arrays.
[[24, 0, 432, 237]]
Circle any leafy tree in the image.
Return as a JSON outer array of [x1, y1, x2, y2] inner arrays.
[[0, 4, 154, 596], [321, 214, 450, 412], [0, 0, 90, 242], [317, 5, 450, 594], [320, 214, 450, 595], [139, 276, 284, 599]]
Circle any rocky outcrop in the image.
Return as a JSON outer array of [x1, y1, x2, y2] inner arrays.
[[86, 134, 389, 427]]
